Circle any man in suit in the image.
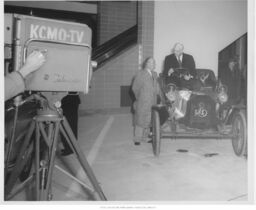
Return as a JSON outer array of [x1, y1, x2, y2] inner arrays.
[[220, 57, 241, 104], [163, 43, 197, 89]]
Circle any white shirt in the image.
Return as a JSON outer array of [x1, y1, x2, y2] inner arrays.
[[146, 68, 153, 77], [176, 54, 183, 63]]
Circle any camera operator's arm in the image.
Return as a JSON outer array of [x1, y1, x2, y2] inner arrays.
[[5, 51, 46, 101], [5, 72, 25, 101]]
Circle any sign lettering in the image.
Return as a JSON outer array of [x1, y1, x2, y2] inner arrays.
[[39, 25, 47, 39], [194, 102, 208, 118], [29, 24, 85, 44], [47, 27, 58, 40]]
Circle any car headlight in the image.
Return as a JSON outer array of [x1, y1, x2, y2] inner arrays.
[[218, 91, 228, 104], [216, 84, 228, 104]]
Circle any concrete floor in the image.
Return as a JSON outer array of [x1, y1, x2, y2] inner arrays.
[[9, 108, 248, 203]]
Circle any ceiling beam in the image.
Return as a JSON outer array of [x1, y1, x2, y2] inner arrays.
[[4, 1, 97, 14]]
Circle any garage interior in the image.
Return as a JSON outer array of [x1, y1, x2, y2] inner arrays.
[[3, 0, 252, 203], [9, 110, 248, 201]]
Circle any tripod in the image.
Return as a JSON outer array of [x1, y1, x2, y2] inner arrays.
[[5, 94, 106, 201]]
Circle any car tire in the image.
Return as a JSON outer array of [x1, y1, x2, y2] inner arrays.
[[231, 110, 247, 157], [152, 110, 161, 157]]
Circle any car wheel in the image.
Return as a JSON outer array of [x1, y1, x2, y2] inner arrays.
[[232, 110, 247, 156], [152, 110, 161, 157]]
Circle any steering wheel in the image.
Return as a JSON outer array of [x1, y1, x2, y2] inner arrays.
[[173, 68, 194, 80], [172, 68, 191, 78]]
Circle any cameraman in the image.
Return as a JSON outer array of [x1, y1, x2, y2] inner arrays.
[[5, 51, 46, 101]]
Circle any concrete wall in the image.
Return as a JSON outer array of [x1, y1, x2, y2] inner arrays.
[[154, 0, 247, 75], [138, 1, 155, 65], [80, 1, 138, 110], [80, 46, 138, 110], [80, 1, 156, 111]]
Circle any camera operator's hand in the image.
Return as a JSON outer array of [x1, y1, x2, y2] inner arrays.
[[168, 68, 174, 76], [19, 50, 46, 78]]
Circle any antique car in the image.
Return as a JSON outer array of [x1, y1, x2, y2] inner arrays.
[[151, 68, 247, 157]]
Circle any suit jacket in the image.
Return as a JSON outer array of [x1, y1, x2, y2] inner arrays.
[[5, 72, 25, 101], [163, 53, 196, 78], [132, 70, 160, 128]]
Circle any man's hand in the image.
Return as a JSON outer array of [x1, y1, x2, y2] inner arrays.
[[168, 68, 174, 76], [184, 74, 193, 80], [19, 50, 46, 78]]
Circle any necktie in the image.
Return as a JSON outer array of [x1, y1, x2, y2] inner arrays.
[[178, 56, 182, 68], [147, 69, 153, 81]]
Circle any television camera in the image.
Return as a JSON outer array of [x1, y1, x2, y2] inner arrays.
[[4, 14, 105, 201]]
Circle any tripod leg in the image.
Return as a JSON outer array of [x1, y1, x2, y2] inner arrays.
[[35, 120, 40, 200], [35, 120, 60, 201], [46, 122, 54, 200], [61, 117, 107, 200], [5, 120, 36, 197], [43, 121, 60, 200], [36, 120, 52, 200], [5, 105, 19, 180]]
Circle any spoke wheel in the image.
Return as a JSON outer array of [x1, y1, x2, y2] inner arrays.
[[152, 110, 161, 157], [232, 110, 247, 156]]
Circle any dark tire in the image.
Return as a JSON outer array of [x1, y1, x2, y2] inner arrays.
[[152, 110, 161, 157], [232, 110, 247, 156]]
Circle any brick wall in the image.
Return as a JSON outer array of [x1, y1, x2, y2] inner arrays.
[[138, 1, 155, 65], [80, 45, 138, 110], [79, 1, 155, 111], [98, 1, 137, 45]]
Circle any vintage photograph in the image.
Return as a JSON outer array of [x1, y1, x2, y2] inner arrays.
[[3, 0, 252, 204]]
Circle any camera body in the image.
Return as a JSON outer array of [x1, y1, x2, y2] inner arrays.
[[5, 14, 93, 94]]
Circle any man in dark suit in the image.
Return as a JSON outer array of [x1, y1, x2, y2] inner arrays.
[[220, 57, 241, 104], [163, 43, 197, 89]]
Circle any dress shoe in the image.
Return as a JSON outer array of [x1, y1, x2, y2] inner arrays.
[[134, 142, 141, 146], [141, 136, 152, 143]]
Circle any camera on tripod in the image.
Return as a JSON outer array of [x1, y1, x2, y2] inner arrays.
[[4, 14, 106, 201]]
